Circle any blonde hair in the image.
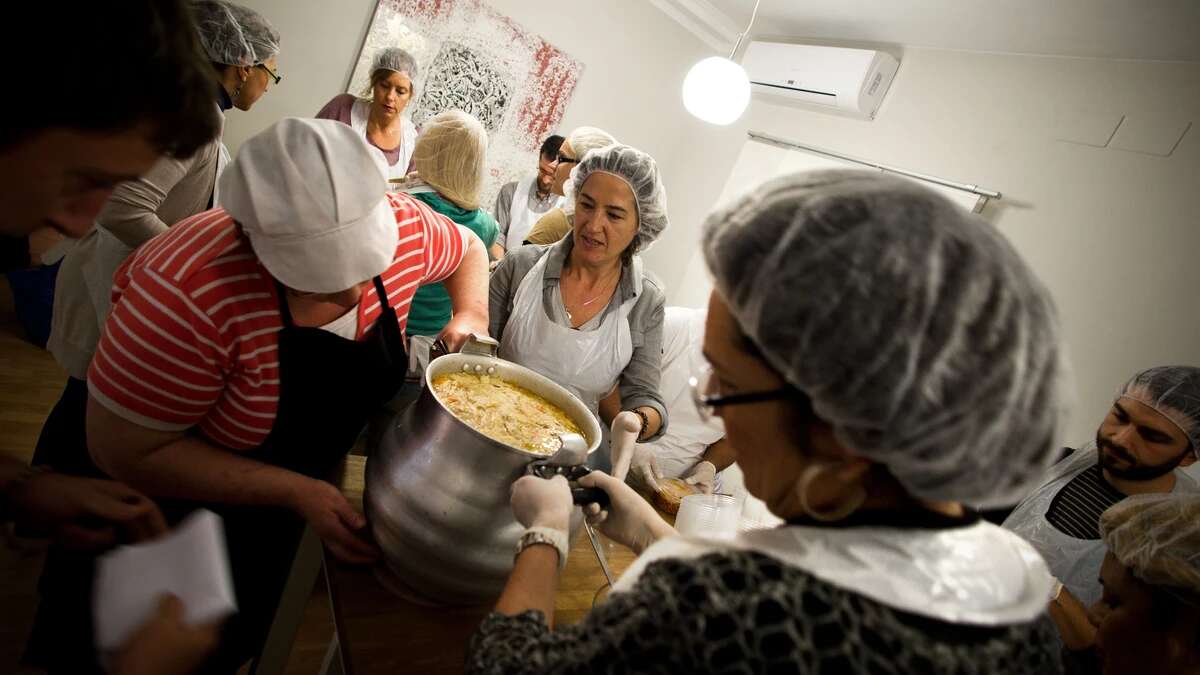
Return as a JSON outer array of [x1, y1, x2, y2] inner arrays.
[[412, 110, 487, 210]]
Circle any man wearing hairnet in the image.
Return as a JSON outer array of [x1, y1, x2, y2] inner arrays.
[[1084, 494, 1200, 675], [1004, 366, 1200, 642]]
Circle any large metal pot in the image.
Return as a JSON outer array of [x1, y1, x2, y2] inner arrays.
[[365, 335, 602, 605]]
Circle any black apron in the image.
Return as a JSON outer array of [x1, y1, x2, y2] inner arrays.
[[27, 276, 407, 674]]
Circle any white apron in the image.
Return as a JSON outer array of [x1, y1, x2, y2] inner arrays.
[[506, 175, 560, 251], [499, 252, 636, 416], [613, 521, 1055, 627], [349, 98, 416, 182], [1003, 443, 1198, 606]]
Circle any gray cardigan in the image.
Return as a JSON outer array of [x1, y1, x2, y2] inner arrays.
[[490, 237, 668, 440]]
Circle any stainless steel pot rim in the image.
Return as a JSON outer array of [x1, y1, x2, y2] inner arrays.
[[421, 353, 602, 458]]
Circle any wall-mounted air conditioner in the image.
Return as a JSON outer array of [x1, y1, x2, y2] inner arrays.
[[742, 41, 899, 119]]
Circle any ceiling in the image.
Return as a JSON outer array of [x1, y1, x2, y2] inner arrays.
[[655, 0, 1200, 63]]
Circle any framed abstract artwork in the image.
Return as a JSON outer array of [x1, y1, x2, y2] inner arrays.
[[349, 0, 584, 207]]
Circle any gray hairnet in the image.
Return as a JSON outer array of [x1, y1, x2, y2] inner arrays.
[[1102, 494, 1200, 601], [1116, 366, 1200, 455], [566, 144, 669, 253], [190, 0, 280, 67], [372, 47, 419, 81], [702, 170, 1068, 507]]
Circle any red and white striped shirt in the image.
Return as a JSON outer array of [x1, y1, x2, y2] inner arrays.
[[88, 193, 470, 450]]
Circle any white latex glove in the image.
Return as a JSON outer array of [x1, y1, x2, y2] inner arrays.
[[510, 474, 573, 535], [609, 411, 641, 483], [577, 470, 675, 554], [628, 444, 664, 492], [682, 460, 718, 495]]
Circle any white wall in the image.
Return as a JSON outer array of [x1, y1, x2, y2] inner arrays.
[[219, 4, 1200, 447], [659, 47, 1200, 445], [222, 0, 711, 218]]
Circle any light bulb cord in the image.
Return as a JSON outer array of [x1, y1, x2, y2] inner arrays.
[[728, 0, 763, 59]]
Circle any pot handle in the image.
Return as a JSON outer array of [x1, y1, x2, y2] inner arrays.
[[459, 333, 500, 358], [572, 486, 611, 508], [430, 333, 499, 361]]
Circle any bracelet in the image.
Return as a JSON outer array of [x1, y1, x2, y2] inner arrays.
[[630, 408, 650, 440], [516, 526, 569, 571]]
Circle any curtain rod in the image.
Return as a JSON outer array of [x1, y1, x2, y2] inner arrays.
[[747, 131, 1002, 200]]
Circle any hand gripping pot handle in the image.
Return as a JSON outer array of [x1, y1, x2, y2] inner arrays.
[[430, 333, 500, 361], [526, 433, 611, 508]]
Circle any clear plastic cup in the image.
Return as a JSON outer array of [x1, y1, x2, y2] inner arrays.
[[674, 493, 741, 539]]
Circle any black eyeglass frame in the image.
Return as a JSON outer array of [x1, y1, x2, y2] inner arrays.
[[257, 63, 281, 85], [688, 367, 802, 421]]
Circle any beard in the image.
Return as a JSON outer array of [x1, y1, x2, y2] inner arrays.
[[1096, 431, 1191, 481]]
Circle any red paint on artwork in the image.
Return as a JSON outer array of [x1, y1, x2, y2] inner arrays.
[[392, 0, 453, 22]]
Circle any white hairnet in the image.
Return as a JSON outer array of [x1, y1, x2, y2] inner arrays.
[[372, 47, 419, 81], [412, 110, 488, 211], [566, 144, 669, 253], [1102, 494, 1200, 601], [559, 127, 616, 218], [702, 170, 1068, 507], [1116, 366, 1200, 456], [191, 0, 280, 67], [565, 126, 616, 159]]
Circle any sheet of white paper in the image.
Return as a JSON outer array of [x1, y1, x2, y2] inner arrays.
[[93, 509, 237, 658]]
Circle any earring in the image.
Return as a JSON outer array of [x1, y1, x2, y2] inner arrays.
[[797, 463, 866, 522], [234, 84, 243, 98]]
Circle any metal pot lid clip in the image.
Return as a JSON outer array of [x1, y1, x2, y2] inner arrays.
[[526, 433, 610, 508]]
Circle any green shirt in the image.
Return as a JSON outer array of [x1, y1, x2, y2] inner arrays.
[[406, 191, 499, 336]]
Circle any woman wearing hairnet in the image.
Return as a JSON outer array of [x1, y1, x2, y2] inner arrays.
[[1083, 494, 1200, 674], [399, 110, 499, 370], [317, 47, 420, 181], [37, 0, 281, 477], [468, 170, 1069, 673], [522, 126, 617, 245], [490, 143, 669, 442], [198, 0, 282, 190]]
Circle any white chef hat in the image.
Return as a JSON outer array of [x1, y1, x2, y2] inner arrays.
[[219, 117, 398, 293]]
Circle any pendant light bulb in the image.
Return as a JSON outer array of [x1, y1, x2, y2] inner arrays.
[[682, 57, 751, 126], [681, 0, 760, 126]]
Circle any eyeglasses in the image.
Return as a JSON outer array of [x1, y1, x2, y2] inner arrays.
[[689, 365, 799, 422], [554, 152, 579, 165], [257, 63, 281, 85]]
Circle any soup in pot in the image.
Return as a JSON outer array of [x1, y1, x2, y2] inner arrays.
[[431, 372, 583, 455]]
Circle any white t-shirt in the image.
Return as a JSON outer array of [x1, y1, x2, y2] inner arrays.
[[643, 307, 725, 479]]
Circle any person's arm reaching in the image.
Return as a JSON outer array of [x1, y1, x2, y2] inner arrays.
[[98, 154, 198, 248], [682, 438, 735, 494], [1048, 583, 1097, 651], [1, 454, 166, 549], [437, 226, 489, 351], [86, 398, 378, 563], [493, 475, 572, 624]]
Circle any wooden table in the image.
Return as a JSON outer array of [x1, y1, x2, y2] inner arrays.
[[320, 456, 645, 674]]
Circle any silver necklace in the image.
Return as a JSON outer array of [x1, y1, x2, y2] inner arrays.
[[564, 271, 619, 322]]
